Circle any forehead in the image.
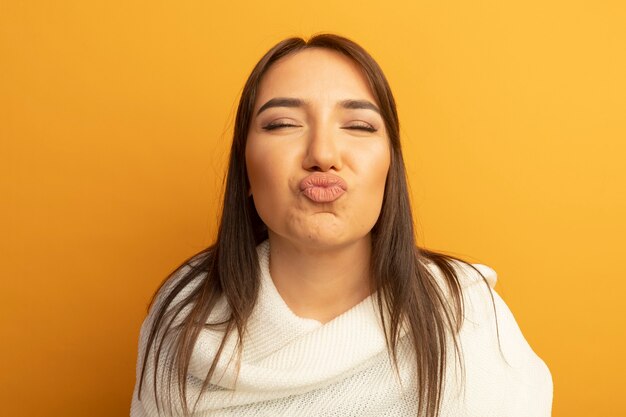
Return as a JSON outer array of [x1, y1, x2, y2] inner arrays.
[[255, 48, 377, 105]]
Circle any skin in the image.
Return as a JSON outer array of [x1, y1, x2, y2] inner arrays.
[[245, 48, 391, 324]]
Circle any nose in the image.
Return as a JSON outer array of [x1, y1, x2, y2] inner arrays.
[[302, 124, 343, 172]]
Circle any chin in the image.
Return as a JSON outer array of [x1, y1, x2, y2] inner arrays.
[[302, 234, 349, 247], [290, 229, 371, 252], [264, 213, 374, 250]]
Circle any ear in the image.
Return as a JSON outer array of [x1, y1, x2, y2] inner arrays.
[[248, 188, 252, 197]]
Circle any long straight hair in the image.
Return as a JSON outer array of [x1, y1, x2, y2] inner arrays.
[[137, 34, 495, 417]]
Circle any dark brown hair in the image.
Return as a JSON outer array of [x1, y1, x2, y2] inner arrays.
[[137, 34, 496, 417]]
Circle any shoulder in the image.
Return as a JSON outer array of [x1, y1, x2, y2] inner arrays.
[[429, 259, 553, 411], [138, 253, 213, 345], [424, 257, 553, 411], [152, 251, 211, 311], [422, 257, 498, 301], [447, 259, 498, 290], [424, 257, 503, 334]]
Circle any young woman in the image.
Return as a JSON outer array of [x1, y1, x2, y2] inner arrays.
[[130, 34, 553, 417]]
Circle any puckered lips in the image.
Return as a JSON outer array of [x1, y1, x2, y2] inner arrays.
[[299, 172, 348, 203]]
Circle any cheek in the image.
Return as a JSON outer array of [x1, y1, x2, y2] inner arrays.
[[372, 166, 390, 214], [246, 139, 274, 192], [359, 144, 391, 190], [328, 143, 388, 234], [359, 145, 391, 216], [376, 149, 391, 185], [245, 139, 292, 213], [247, 159, 272, 192]]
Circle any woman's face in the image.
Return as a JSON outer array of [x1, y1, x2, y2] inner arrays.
[[245, 48, 390, 250]]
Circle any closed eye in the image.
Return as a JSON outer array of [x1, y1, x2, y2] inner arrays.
[[262, 122, 301, 131], [342, 122, 377, 133], [262, 122, 378, 132]]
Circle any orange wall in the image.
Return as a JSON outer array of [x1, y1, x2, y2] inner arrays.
[[2, 1, 625, 416]]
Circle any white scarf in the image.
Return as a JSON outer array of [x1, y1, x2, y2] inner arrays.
[[131, 240, 552, 416]]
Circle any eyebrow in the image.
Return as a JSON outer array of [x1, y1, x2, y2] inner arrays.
[[256, 97, 381, 116], [256, 97, 303, 115], [339, 99, 381, 114]]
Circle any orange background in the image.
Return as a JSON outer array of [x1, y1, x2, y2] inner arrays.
[[2, 1, 625, 416]]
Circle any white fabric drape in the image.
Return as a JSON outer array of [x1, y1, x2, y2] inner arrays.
[[131, 240, 552, 416]]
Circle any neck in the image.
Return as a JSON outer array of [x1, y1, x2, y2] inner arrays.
[[267, 233, 373, 324]]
